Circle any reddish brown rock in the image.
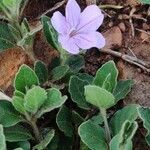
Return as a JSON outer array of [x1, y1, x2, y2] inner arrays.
[[103, 26, 123, 49]]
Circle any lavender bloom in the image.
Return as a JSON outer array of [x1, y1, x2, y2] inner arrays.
[[51, 0, 105, 54]]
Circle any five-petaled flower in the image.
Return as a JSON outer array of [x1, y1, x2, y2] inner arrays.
[[51, 0, 105, 54]]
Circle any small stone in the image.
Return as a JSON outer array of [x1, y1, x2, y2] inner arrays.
[[118, 22, 126, 32], [103, 26, 123, 49]]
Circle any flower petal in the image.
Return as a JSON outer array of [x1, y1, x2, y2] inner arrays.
[[51, 11, 69, 34], [58, 35, 80, 54], [66, 0, 81, 27], [74, 31, 105, 49], [77, 5, 104, 32]]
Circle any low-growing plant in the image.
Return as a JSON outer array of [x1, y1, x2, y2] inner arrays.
[[0, 60, 150, 149], [0, 0, 150, 149]]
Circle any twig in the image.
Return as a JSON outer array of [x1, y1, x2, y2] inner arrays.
[[135, 28, 150, 36], [38, 0, 67, 19], [99, 4, 123, 9], [100, 48, 150, 73], [129, 7, 136, 37]]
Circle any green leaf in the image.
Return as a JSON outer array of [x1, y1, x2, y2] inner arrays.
[[78, 120, 107, 150], [85, 85, 115, 109], [8, 24, 22, 41], [14, 90, 25, 98], [4, 125, 32, 142], [41, 15, 60, 50], [24, 86, 47, 114], [0, 100, 24, 127], [51, 65, 69, 81], [0, 124, 6, 150], [110, 120, 138, 150], [56, 105, 74, 137], [33, 129, 55, 150], [14, 65, 39, 93], [113, 80, 134, 103], [12, 96, 26, 114], [77, 73, 94, 84], [138, 107, 150, 146], [2, 0, 23, 19], [69, 76, 91, 110], [110, 104, 139, 136], [47, 134, 59, 150], [34, 61, 48, 84], [66, 55, 85, 73], [21, 18, 30, 36], [72, 111, 84, 126], [93, 61, 118, 92], [7, 141, 30, 150], [139, 0, 150, 4], [0, 22, 15, 52], [37, 88, 67, 118], [89, 113, 104, 125]]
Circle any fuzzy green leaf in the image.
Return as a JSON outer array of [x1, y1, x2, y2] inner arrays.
[[138, 107, 150, 146], [12, 96, 26, 114], [4, 125, 32, 142], [78, 120, 107, 150], [33, 129, 55, 150], [0, 100, 24, 127], [69, 76, 91, 109], [42, 15, 60, 50], [34, 61, 48, 84], [24, 86, 47, 114], [56, 105, 74, 137], [77, 73, 94, 84], [110, 104, 139, 136], [0, 124, 6, 150], [110, 120, 138, 150], [37, 88, 67, 118], [66, 55, 85, 73], [51, 65, 69, 81], [113, 80, 134, 103], [93, 61, 118, 92], [0, 23, 15, 52], [14, 65, 39, 93], [85, 85, 115, 109]]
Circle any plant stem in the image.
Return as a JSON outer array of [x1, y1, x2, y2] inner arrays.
[[100, 108, 111, 143], [30, 119, 41, 143], [25, 112, 41, 142]]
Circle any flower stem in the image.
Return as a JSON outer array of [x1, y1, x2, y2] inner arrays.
[[100, 108, 111, 143]]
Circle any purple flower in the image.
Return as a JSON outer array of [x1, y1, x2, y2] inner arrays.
[[51, 0, 105, 54]]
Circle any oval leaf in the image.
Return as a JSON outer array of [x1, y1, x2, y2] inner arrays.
[[24, 86, 47, 114], [93, 61, 118, 92], [85, 85, 115, 109], [78, 120, 107, 150], [14, 65, 39, 93], [0, 100, 24, 127]]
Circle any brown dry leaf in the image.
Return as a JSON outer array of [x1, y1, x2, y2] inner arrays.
[[0, 47, 28, 90]]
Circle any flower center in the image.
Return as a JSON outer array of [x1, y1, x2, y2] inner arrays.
[[69, 28, 77, 37]]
